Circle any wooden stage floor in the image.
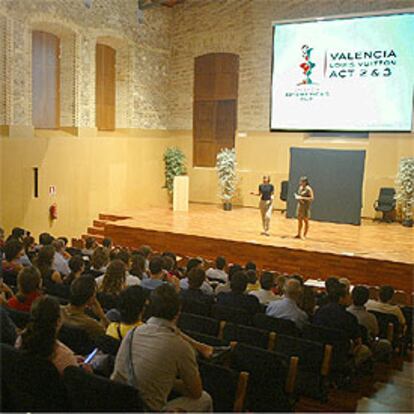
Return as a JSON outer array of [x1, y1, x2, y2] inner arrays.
[[89, 203, 414, 292]]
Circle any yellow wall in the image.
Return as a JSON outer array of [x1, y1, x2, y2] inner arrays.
[[1, 128, 413, 239], [0, 130, 174, 238], [173, 130, 414, 217]]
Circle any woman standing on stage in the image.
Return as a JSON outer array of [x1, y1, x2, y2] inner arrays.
[[251, 176, 274, 236], [295, 176, 314, 240]]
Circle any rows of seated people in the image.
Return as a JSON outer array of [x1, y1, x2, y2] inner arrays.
[[0, 226, 412, 412]]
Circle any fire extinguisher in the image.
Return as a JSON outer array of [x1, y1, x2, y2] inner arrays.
[[49, 203, 58, 220]]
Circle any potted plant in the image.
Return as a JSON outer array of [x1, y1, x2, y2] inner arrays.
[[395, 157, 414, 227], [216, 148, 237, 211], [163, 147, 186, 196]]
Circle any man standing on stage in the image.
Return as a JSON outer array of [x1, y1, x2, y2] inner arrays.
[[251, 175, 274, 236]]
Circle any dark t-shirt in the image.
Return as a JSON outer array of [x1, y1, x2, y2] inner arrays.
[[259, 184, 274, 201], [313, 302, 361, 340]]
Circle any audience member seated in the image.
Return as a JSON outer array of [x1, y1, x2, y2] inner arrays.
[[161, 256, 182, 286], [97, 260, 127, 309], [316, 276, 340, 308], [82, 237, 97, 257], [348, 285, 392, 359], [339, 277, 352, 306], [215, 264, 242, 295], [299, 285, 316, 319], [2, 239, 24, 275], [61, 276, 109, 340], [141, 256, 178, 291], [180, 268, 215, 305], [206, 256, 228, 283], [64, 255, 85, 286], [111, 284, 213, 412], [162, 251, 182, 278], [22, 235, 36, 262], [106, 286, 146, 340], [6, 226, 26, 243], [5, 228, 32, 266], [34, 245, 63, 290], [366, 285, 406, 328], [96, 250, 140, 287], [52, 239, 71, 277], [314, 282, 371, 366], [0, 306, 17, 345], [89, 246, 109, 278], [180, 258, 213, 295], [7, 266, 42, 313], [244, 262, 260, 292], [17, 296, 80, 375], [249, 271, 280, 305], [266, 278, 308, 329], [102, 237, 113, 254], [274, 274, 287, 296], [57, 237, 72, 260], [130, 252, 148, 280], [38, 232, 54, 248], [138, 244, 153, 271], [217, 271, 261, 316]]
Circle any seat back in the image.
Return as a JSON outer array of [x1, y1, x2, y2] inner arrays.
[[63, 366, 144, 412], [185, 330, 229, 347], [302, 323, 350, 371], [1, 343, 69, 412], [253, 313, 300, 337], [181, 299, 211, 317], [5, 307, 30, 329], [198, 360, 249, 412], [368, 310, 400, 345], [212, 304, 252, 326], [223, 322, 271, 349], [229, 342, 296, 412], [58, 324, 96, 355], [280, 180, 289, 201], [177, 312, 221, 337], [274, 334, 331, 401], [376, 187, 396, 211]]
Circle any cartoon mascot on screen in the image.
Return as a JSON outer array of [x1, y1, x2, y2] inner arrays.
[[299, 45, 316, 85]]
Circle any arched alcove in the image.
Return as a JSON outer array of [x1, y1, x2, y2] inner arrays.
[[29, 21, 77, 129], [96, 35, 132, 130]]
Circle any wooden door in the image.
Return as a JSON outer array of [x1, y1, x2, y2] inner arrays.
[[32, 31, 60, 129], [193, 53, 239, 167], [96, 44, 116, 131]]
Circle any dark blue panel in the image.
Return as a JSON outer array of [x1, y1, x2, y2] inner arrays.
[[287, 148, 366, 225]]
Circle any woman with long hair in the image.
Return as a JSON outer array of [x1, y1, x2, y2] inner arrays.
[[18, 296, 79, 375], [90, 247, 109, 277], [130, 253, 147, 280], [99, 260, 127, 296], [34, 245, 63, 287], [295, 176, 314, 240]]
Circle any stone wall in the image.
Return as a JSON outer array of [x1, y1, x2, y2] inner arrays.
[[168, 0, 414, 131], [0, 0, 172, 131]]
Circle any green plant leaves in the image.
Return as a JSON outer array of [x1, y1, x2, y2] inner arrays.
[[163, 147, 187, 194]]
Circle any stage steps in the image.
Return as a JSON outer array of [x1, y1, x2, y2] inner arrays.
[[81, 213, 131, 245]]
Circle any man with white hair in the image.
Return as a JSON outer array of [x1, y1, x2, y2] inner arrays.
[[266, 278, 308, 329]]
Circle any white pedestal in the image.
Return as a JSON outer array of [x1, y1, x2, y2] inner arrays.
[[173, 175, 189, 212]]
